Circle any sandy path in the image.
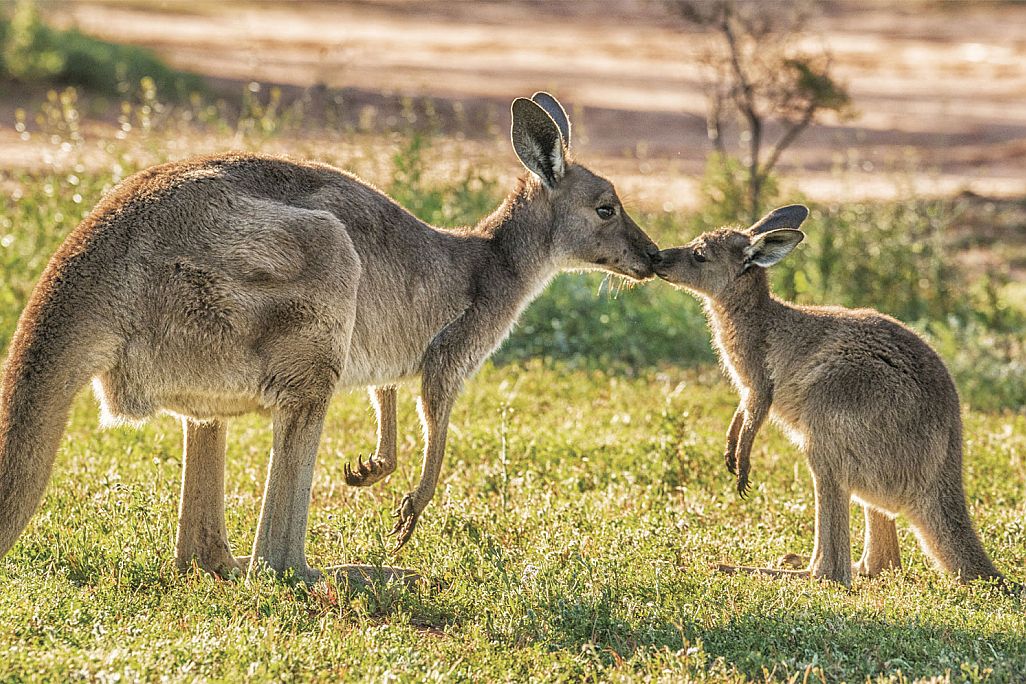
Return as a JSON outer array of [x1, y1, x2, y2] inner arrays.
[[12, 0, 1026, 208]]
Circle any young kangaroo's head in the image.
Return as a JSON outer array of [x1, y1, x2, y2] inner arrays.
[[654, 205, 809, 300], [510, 93, 659, 281]]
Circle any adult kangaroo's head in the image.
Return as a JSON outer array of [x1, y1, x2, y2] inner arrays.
[[510, 93, 659, 281]]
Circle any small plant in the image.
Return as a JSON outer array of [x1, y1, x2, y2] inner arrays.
[[668, 0, 853, 221], [387, 133, 498, 227]]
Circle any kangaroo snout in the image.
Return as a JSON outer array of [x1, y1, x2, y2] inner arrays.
[[645, 243, 661, 266], [621, 226, 660, 280], [653, 248, 685, 280]]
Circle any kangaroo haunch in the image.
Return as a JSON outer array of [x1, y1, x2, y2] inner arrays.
[[656, 206, 1003, 589], [0, 93, 659, 584]]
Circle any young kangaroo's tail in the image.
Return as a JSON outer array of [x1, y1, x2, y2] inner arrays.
[[0, 258, 114, 559], [908, 430, 1002, 584]]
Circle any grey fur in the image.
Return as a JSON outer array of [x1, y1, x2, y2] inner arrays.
[[655, 206, 1002, 588], [0, 95, 658, 583]]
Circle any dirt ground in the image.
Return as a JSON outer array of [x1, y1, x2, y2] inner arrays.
[[5, 0, 1026, 210]]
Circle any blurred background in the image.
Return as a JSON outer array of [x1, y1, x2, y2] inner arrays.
[[1, 0, 1025, 409]]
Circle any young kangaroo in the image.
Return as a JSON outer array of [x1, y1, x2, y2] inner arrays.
[[0, 93, 659, 584], [654, 206, 1002, 588]]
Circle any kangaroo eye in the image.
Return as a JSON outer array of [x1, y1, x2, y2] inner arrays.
[[596, 205, 615, 220], [693, 250, 707, 263]]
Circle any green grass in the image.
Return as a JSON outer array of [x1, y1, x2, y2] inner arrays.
[[0, 365, 1024, 681]]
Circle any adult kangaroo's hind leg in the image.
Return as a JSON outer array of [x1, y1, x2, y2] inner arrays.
[[175, 418, 242, 577], [344, 385, 397, 487], [250, 398, 331, 583], [251, 395, 422, 587], [854, 505, 901, 577]]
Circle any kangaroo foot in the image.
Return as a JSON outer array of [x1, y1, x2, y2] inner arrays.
[[781, 552, 889, 580], [176, 536, 244, 579], [344, 454, 394, 487], [853, 557, 899, 577], [239, 557, 429, 590], [389, 494, 424, 553], [809, 554, 853, 587], [241, 556, 323, 584], [717, 562, 850, 588]]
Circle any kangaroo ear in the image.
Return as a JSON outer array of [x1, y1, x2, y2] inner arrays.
[[748, 204, 809, 234], [744, 229, 805, 269], [511, 97, 566, 188], [530, 91, 571, 148]]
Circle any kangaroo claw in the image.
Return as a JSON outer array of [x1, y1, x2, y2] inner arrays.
[[388, 494, 421, 554], [344, 454, 387, 487], [736, 472, 751, 498], [724, 448, 738, 475]]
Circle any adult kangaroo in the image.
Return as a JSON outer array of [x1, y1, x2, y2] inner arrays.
[[0, 93, 659, 584]]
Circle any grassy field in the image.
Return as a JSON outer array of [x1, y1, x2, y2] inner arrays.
[[0, 365, 1024, 681], [1, 77, 1025, 682]]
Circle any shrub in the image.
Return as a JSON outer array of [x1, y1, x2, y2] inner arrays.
[[0, 0, 203, 100]]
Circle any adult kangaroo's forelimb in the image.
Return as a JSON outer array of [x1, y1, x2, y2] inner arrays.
[[344, 385, 398, 487], [724, 405, 744, 475], [390, 298, 515, 552]]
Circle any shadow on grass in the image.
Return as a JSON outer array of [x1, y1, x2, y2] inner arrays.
[[692, 609, 1026, 680], [491, 571, 1026, 680]]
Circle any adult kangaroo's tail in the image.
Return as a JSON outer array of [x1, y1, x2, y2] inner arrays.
[[0, 248, 115, 559]]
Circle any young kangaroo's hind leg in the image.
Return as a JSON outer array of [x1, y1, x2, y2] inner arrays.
[[175, 418, 242, 577], [803, 467, 854, 586], [718, 465, 854, 587], [854, 505, 901, 577], [344, 385, 398, 487], [780, 503, 902, 578]]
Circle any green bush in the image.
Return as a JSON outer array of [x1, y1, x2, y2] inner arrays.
[[773, 199, 963, 323], [0, 0, 203, 100]]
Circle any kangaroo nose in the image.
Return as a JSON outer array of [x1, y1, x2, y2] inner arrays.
[[646, 244, 661, 265]]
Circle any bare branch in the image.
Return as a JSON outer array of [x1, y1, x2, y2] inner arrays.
[[759, 102, 815, 182], [675, 0, 853, 219], [708, 88, 728, 157]]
